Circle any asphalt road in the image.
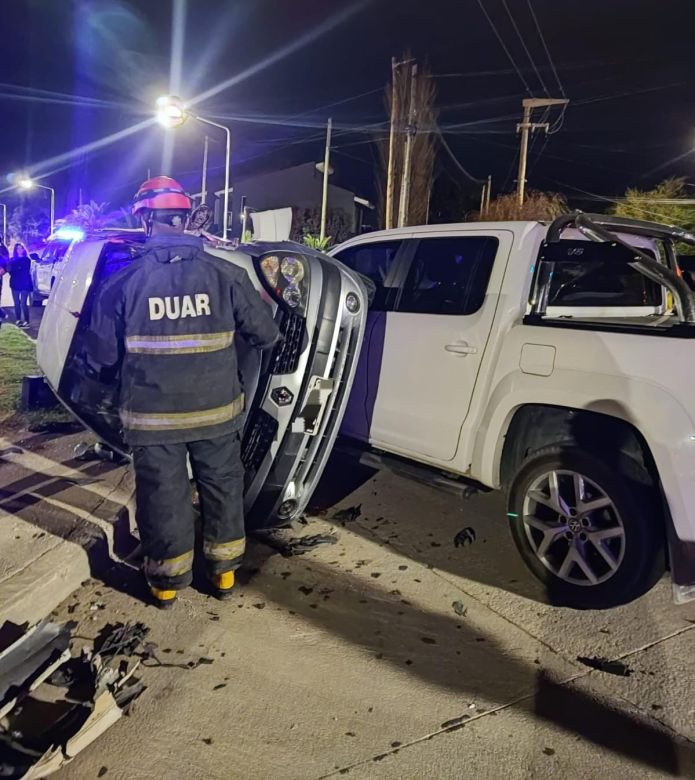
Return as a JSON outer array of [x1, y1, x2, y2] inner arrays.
[[39, 450, 695, 780]]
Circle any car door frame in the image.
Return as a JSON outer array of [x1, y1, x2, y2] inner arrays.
[[368, 227, 515, 465], [331, 235, 416, 443]]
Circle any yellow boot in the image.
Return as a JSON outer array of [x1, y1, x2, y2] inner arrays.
[[150, 586, 178, 609], [210, 570, 235, 600]]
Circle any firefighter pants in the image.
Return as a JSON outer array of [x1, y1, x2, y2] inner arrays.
[[132, 431, 245, 590]]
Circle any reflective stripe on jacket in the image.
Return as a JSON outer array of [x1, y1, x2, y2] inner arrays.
[[88, 233, 280, 445]]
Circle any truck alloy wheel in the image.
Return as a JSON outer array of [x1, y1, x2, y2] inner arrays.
[[507, 447, 665, 609]]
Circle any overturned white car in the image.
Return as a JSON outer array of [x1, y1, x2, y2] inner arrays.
[[36, 229, 368, 531]]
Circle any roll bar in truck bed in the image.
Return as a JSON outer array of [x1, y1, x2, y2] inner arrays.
[[540, 212, 695, 324]]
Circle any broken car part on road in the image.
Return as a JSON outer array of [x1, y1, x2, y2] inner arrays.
[[0, 620, 151, 778]]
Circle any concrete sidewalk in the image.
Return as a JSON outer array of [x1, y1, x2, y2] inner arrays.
[[0, 428, 135, 626]]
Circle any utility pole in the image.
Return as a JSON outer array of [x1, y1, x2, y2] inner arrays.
[[517, 97, 569, 206], [485, 174, 492, 213], [201, 135, 209, 205], [479, 181, 487, 216], [320, 117, 333, 241], [398, 62, 418, 228], [385, 57, 400, 230]]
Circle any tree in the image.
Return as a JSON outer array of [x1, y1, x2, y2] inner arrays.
[[610, 177, 695, 254], [376, 55, 438, 228], [471, 190, 568, 221], [61, 200, 110, 231], [291, 208, 351, 245], [8, 205, 50, 246]]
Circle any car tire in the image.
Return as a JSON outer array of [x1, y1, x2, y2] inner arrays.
[[507, 446, 665, 609]]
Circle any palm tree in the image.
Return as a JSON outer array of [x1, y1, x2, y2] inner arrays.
[[62, 201, 110, 231]]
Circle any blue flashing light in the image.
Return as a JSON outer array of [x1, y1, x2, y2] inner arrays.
[[54, 226, 85, 241]]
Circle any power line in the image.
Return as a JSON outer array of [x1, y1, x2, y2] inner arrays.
[[474, 0, 534, 96], [500, 0, 550, 96], [437, 129, 485, 184], [526, 0, 566, 97]]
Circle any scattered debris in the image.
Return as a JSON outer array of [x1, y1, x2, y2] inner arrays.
[[543, 747, 556, 756], [0, 620, 73, 720], [298, 586, 314, 596], [576, 655, 632, 676], [333, 505, 362, 525], [0, 620, 150, 777], [253, 528, 339, 557], [453, 527, 476, 548], [441, 714, 469, 729], [73, 441, 126, 463], [420, 637, 437, 645], [451, 600, 467, 618]]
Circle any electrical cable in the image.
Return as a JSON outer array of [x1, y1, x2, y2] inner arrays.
[[526, 0, 566, 97], [437, 129, 485, 184], [474, 0, 534, 96], [500, 0, 550, 96]]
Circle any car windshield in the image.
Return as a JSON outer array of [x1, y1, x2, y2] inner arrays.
[[40, 241, 71, 263]]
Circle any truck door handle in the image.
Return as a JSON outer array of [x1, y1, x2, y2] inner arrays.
[[445, 342, 477, 356]]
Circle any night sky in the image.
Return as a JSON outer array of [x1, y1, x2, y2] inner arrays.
[[0, 0, 693, 218]]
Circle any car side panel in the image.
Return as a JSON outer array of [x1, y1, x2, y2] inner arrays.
[[472, 322, 695, 544]]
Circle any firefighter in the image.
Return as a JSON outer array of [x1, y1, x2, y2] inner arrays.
[[88, 176, 280, 608]]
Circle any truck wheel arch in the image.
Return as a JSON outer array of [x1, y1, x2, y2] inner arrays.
[[498, 404, 658, 490]]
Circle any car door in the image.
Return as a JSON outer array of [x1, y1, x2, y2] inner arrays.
[[369, 230, 512, 463], [331, 238, 413, 442]]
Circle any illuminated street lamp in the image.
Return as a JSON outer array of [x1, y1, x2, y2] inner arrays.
[[17, 176, 55, 236], [156, 95, 231, 240]]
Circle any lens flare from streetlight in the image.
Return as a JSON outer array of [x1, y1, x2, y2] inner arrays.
[[156, 95, 187, 128], [18, 177, 34, 190]]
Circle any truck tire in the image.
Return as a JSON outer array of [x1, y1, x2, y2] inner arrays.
[[507, 447, 665, 609]]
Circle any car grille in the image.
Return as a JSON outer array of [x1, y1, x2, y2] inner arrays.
[[241, 409, 278, 475], [271, 310, 305, 375]]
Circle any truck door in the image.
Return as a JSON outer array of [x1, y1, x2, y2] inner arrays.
[[370, 230, 512, 462]]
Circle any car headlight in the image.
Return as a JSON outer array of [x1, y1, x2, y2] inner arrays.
[[257, 252, 309, 316]]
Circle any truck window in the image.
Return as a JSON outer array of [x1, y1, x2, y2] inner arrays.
[[398, 236, 498, 315], [333, 240, 401, 311], [544, 241, 662, 309]]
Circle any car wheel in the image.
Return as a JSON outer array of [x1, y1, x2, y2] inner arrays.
[[507, 447, 665, 609]]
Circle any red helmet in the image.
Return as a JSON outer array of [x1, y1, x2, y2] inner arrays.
[[132, 176, 191, 215]]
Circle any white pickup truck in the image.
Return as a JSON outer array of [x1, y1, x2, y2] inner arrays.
[[331, 213, 695, 609]]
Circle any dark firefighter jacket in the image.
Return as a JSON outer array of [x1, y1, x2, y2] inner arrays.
[[88, 233, 280, 446]]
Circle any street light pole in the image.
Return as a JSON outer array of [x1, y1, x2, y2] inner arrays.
[[194, 118, 230, 240], [16, 178, 55, 235], [0, 203, 6, 241], [156, 96, 232, 240], [201, 135, 209, 205], [320, 117, 332, 242], [39, 184, 56, 236]]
